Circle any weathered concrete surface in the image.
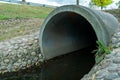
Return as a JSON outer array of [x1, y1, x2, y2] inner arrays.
[[39, 5, 119, 60]]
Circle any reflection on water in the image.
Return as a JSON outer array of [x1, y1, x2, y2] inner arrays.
[[0, 47, 95, 80]]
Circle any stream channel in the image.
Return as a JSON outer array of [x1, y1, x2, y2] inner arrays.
[[0, 47, 95, 80]]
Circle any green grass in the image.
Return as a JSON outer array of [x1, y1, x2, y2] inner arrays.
[[0, 3, 53, 20], [0, 3, 119, 41], [0, 3, 53, 41]]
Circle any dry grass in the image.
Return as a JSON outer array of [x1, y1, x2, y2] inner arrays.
[[0, 18, 44, 41], [0, 3, 53, 41], [0, 3, 120, 41]]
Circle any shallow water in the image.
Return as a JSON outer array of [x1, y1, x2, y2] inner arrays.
[[0, 47, 95, 80]]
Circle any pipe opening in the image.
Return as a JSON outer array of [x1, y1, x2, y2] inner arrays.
[[40, 5, 119, 79], [42, 12, 97, 59], [41, 12, 97, 79]]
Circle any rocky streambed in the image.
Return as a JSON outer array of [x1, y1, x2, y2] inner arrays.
[[0, 32, 43, 74], [81, 27, 120, 80], [0, 27, 120, 80], [0, 19, 120, 80]]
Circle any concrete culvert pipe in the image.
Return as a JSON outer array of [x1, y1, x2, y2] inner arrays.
[[39, 5, 119, 60]]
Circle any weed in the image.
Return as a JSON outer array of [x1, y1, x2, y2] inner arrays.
[[92, 41, 110, 64]]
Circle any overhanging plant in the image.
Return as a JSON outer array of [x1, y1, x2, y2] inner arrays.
[[92, 41, 110, 64]]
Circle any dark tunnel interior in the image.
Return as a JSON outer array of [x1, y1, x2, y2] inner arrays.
[[42, 12, 97, 59], [41, 12, 98, 80]]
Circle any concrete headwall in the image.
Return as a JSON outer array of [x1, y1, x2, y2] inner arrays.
[[39, 5, 119, 60]]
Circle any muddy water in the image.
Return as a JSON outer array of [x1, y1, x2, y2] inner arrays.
[[0, 47, 95, 80]]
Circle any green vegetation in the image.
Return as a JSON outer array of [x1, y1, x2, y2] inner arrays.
[[91, 0, 113, 10], [0, 3, 53, 20], [92, 41, 110, 63], [0, 3, 53, 41], [0, 3, 119, 41]]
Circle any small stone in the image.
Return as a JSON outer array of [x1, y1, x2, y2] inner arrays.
[[23, 49, 27, 54], [34, 40, 38, 43], [111, 38, 118, 44], [114, 32, 120, 38], [115, 52, 120, 57], [39, 58, 44, 62], [23, 46, 28, 49], [27, 60, 31, 64], [39, 54, 42, 58], [113, 58, 120, 64], [13, 63, 20, 66], [18, 59, 22, 63], [8, 48, 12, 52], [0, 66, 7, 70], [4, 59, 10, 63], [14, 46, 19, 50], [114, 78, 120, 80], [13, 65, 19, 71], [3, 53, 9, 57], [105, 73, 119, 80], [28, 46, 32, 50], [22, 62, 27, 67], [27, 41, 33, 46], [31, 52, 36, 56], [115, 42, 120, 47], [105, 53, 115, 59], [17, 40, 22, 44], [96, 70, 108, 79], [115, 32, 120, 36], [22, 38, 27, 42], [107, 64, 118, 72], [34, 36, 38, 40], [34, 57, 38, 61], [20, 43, 25, 46], [10, 51, 16, 55], [17, 54, 22, 58]]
